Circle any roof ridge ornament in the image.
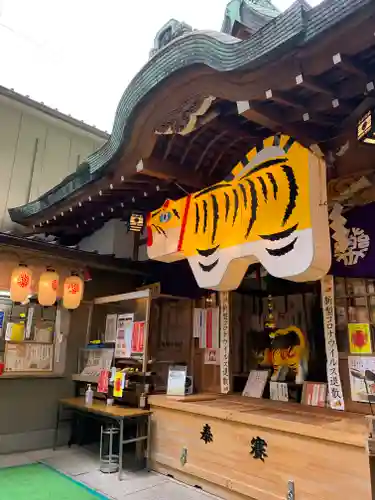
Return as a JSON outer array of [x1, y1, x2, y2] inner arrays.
[[222, 0, 280, 36], [149, 19, 193, 59]]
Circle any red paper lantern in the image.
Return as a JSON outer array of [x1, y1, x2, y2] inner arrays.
[[38, 268, 59, 306], [10, 265, 32, 303], [63, 273, 84, 310]]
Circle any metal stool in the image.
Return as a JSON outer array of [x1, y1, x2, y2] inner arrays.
[[100, 424, 120, 473]]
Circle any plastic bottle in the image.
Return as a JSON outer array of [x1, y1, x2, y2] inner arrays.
[[85, 384, 93, 406]]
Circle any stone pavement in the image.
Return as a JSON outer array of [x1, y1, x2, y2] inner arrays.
[[0, 447, 221, 500]]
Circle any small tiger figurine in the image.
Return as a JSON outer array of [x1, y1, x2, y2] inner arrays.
[[261, 326, 309, 384], [147, 134, 331, 290]]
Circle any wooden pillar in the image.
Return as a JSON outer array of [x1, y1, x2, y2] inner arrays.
[[366, 416, 375, 499]]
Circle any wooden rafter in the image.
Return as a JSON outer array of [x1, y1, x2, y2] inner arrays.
[[195, 130, 227, 171], [180, 125, 209, 164], [332, 53, 369, 80], [208, 136, 250, 176], [295, 73, 334, 97], [238, 102, 326, 145], [136, 157, 211, 189], [265, 89, 306, 111]]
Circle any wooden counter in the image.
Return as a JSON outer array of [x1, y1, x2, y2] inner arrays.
[[149, 394, 371, 500]]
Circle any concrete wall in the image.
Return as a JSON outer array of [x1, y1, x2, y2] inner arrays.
[[0, 269, 140, 454], [0, 93, 106, 231]]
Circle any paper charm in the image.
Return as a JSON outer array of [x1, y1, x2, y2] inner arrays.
[[97, 369, 109, 393], [113, 372, 123, 397]]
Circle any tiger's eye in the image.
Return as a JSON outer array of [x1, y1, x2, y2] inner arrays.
[[159, 212, 172, 223]]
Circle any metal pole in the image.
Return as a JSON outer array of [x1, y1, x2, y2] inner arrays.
[[118, 419, 124, 481], [109, 426, 113, 468], [53, 403, 60, 451], [99, 426, 103, 465], [146, 415, 151, 471], [287, 480, 295, 500]]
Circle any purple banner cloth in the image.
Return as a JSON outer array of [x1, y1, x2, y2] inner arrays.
[[330, 203, 373, 278]]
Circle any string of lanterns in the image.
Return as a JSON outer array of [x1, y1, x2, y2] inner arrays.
[[9, 265, 84, 310]]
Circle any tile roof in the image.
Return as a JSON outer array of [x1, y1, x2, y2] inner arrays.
[[8, 0, 373, 224]]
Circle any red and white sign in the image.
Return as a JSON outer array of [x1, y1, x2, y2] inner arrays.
[[194, 308, 219, 348], [303, 382, 327, 407], [132, 321, 145, 354]]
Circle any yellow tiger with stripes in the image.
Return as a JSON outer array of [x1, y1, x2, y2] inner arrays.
[[147, 134, 330, 290], [260, 326, 309, 384]]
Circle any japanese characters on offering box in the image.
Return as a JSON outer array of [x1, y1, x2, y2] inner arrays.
[[321, 275, 345, 410], [220, 292, 230, 394], [250, 437, 268, 462]]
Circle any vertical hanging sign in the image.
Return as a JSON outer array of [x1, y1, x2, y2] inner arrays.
[[220, 291, 231, 394], [321, 275, 345, 410]]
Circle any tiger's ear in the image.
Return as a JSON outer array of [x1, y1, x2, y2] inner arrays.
[[225, 144, 260, 180]]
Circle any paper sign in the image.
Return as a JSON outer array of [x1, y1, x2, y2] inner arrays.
[[113, 372, 123, 397], [348, 356, 375, 403], [5, 343, 53, 371], [9, 323, 25, 342], [167, 365, 187, 396], [25, 307, 34, 339], [105, 314, 117, 342], [204, 348, 220, 365], [270, 381, 289, 402], [115, 314, 133, 358], [132, 321, 145, 354], [349, 323, 372, 354], [121, 372, 126, 389], [98, 369, 109, 393], [110, 367, 116, 382], [242, 370, 269, 398], [220, 292, 231, 394], [321, 275, 345, 411], [0, 310, 5, 337], [302, 382, 327, 407]]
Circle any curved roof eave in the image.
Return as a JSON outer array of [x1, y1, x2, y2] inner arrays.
[[8, 0, 372, 224]]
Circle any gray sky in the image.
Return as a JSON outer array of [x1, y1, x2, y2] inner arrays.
[[0, 0, 322, 131]]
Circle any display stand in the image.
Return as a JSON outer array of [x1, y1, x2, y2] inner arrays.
[[72, 289, 153, 407]]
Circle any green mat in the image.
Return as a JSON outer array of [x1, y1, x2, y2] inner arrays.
[[0, 463, 108, 500]]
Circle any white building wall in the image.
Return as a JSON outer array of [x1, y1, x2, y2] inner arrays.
[[0, 93, 106, 230]]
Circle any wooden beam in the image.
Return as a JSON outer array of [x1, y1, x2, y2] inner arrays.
[[295, 74, 334, 97], [215, 116, 262, 139], [237, 101, 281, 131], [237, 101, 327, 145], [195, 130, 227, 171], [265, 89, 306, 111], [332, 53, 368, 80], [136, 157, 210, 189]]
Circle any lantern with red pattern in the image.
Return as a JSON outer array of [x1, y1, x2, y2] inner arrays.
[[63, 273, 84, 310], [38, 268, 59, 306], [10, 265, 32, 303]]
